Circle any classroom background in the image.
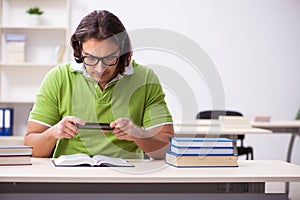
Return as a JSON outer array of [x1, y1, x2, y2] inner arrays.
[[69, 0, 300, 164], [1, 0, 299, 198], [71, 1, 300, 196]]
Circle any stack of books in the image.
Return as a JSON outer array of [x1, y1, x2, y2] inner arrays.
[[165, 137, 238, 167], [0, 145, 32, 166], [5, 33, 26, 64]]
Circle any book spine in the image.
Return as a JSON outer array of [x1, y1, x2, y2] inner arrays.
[[169, 147, 234, 156], [167, 151, 237, 157], [168, 153, 235, 156], [171, 145, 234, 149], [170, 138, 234, 147]]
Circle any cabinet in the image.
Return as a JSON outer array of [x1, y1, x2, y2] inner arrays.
[[0, 0, 71, 137]]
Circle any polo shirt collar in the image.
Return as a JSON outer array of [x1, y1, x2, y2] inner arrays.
[[70, 60, 134, 83]]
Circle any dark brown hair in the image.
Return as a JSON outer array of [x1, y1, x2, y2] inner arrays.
[[70, 10, 132, 74]]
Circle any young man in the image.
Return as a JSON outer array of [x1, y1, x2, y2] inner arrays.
[[24, 10, 174, 159]]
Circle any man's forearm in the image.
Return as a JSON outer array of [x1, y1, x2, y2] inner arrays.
[[133, 126, 174, 159], [24, 129, 57, 157]]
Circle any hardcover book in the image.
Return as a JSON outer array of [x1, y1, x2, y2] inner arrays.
[[0, 155, 31, 166], [170, 145, 234, 156], [165, 151, 238, 167], [0, 145, 32, 156], [171, 137, 233, 148]]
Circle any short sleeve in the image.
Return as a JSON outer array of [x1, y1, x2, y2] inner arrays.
[[142, 69, 173, 129], [29, 67, 61, 126]]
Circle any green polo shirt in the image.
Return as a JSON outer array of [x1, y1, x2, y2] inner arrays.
[[29, 60, 173, 159]]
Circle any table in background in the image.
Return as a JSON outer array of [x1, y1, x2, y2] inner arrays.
[[252, 121, 300, 163], [174, 123, 272, 136]]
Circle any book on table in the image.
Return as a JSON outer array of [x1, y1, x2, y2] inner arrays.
[[170, 137, 234, 155], [170, 145, 234, 155], [0, 145, 32, 166], [171, 137, 234, 148], [165, 150, 238, 167], [53, 153, 134, 167], [0, 145, 32, 156], [0, 156, 31, 166]]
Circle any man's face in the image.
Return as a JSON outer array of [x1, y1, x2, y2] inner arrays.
[[82, 38, 120, 86]]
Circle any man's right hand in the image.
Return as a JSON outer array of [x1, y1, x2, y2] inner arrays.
[[52, 116, 85, 139]]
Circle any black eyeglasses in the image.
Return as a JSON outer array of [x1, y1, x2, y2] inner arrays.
[[82, 54, 119, 66]]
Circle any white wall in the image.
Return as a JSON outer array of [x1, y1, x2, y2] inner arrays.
[[70, 0, 300, 168]]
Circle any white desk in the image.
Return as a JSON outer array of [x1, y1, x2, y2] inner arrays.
[[252, 121, 300, 163], [175, 120, 300, 195], [0, 158, 300, 200], [252, 120, 300, 195]]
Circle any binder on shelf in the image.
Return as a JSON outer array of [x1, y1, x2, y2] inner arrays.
[[0, 109, 3, 135], [0, 108, 13, 136], [5, 34, 26, 64]]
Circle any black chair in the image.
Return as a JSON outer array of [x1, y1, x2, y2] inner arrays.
[[296, 108, 300, 120], [196, 110, 254, 160]]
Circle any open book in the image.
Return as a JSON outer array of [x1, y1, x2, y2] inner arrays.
[[52, 153, 134, 167]]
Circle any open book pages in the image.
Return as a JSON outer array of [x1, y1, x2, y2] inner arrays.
[[53, 153, 134, 167]]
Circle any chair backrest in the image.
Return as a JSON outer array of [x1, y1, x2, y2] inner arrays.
[[196, 110, 243, 120], [296, 108, 300, 120]]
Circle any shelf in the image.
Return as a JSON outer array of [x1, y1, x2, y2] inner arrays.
[[0, 0, 70, 137], [0, 25, 67, 31], [0, 62, 56, 68], [1, 0, 70, 28], [0, 101, 34, 104]]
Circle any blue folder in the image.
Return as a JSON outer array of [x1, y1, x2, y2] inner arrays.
[[0, 108, 13, 136]]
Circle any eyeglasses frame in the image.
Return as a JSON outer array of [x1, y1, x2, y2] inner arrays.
[[82, 54, 120, 67]]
